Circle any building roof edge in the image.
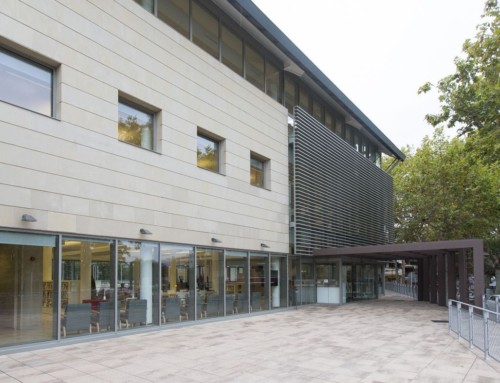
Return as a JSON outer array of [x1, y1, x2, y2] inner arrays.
[[228, 0, 405, 161]]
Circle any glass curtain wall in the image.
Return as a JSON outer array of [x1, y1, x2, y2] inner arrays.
[[196, 248, 224, 319], [270, 255, 287, 309], [225, 251, 248, 315], [250, 253, 269, 311], [288, 256, 300, 306], [160, 244, 194, 323], [60, 238, 113, 338], [117, 241, 159, 330], [300, 260, 316, 304], [0, 232, 57, 347]]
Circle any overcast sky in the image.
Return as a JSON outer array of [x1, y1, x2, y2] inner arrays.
[[252, 0, 485, 149]]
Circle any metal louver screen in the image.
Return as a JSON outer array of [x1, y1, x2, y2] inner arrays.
[[294, 107, 394, 256]]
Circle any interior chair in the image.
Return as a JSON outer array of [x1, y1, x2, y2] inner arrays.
[[205, 295, 220, 318], [61, 303, 92, 337], [92, 301, 114, 332], [236, 293, 247, 314], [162, 296, 181, 323], [251, 291, 262, 312], [120, 299, 147, 328], [183, 294, 203, 319], [226, 294, 235, 315]]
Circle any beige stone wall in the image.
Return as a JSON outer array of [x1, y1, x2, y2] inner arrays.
[[0, 0, 289, 252]]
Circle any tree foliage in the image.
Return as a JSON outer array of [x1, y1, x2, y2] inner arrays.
[[389, 128, 500, 273], [418, 0, 499, 164]]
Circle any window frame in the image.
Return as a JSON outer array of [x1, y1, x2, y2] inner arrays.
[[0, 46, 54, 117], [197, 130, 223, 174], [118, 97, 156, 151], [250, 152, 269, 189]]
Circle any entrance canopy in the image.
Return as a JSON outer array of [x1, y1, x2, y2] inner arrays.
[[313, 239, 485, 307]]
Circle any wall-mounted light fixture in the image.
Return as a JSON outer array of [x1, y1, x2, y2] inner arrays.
[[140, 228, 152, 235], [260, 243, 270, 248], [22, 214, 37, 222], [211, 237, 222, 243]]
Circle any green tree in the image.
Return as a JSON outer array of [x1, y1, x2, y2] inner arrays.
[[389, 128, 500, 274], [418, 0, 499, 164]]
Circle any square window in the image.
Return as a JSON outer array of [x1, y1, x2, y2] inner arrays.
[[197, 133, 220, 172], [250, 153, 268, 188], [0, 47, 53, 116], [118, 99, 154, 150]]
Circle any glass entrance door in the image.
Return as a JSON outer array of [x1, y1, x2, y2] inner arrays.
[[343, 264, 377, 302], [0, 232, 57, 347]]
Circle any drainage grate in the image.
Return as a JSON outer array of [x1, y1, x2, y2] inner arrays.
[[431, 320, 449, 323]]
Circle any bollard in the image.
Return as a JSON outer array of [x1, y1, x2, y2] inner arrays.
[[448, 299, 452, 333]]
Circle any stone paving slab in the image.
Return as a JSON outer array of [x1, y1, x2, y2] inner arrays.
[[1, 293, 500, 382]]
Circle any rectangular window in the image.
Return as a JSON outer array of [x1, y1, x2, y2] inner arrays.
[[325, 110, 334, 131], [221, 24, 243, 75], [284, 74, 297, 114], [265, 59, 281, 102], [245, 44, 265, 91], [0, 48, 52, 116], [134, 0, 155, 14], [192, 1, 219, 59], [158, 0, 190, 38], [250, 153, 267, 188], [118, 99, 154, 150], [197, 133, 220, 172], [298, 87, 311, 114], [312, 99, 323, 123]]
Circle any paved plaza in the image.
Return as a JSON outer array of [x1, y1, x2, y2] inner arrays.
[[1, 292, 500, 383]]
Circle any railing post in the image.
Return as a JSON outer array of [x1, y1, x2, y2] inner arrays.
[[448, 299, 452, 333], [483, 310, 489, 360], [457, 302, 462, 340], [496, 296, 499, 322], [468, 305, 474, 349]]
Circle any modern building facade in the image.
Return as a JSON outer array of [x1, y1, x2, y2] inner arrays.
[[0, 0, 404, 351]]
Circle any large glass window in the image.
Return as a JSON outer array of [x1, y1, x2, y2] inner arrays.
[[300, 260, 316, 304], [298, 87, 311, 113], [61, 238, 113, 337], [117, 241, 159, 330], [245, 44, 265, 91], [284, 74, 297, 114], [265, 59, 281, 102], [0, 232, 57, 348], [312, 99, 323, 123], [225, 251, 248, 315], [118, 99, 154, 150], [158, 0, 190, 38], [196, 248, 224, 319], [197, 133, 220, 172], [250, 253, 269, 312], [160, 244, 194, 323], [192, 1, 219, 59], [221, 24, 243, 76], [250, 153, 267, 188], [134, 0, 155, 14], [288, 256, 300, 306], [0, 48, 52, 116], [271, 255, 287, 309]]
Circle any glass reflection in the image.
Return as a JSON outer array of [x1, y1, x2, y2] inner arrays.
[[61, 238, 113, 337], [0, 48, 52, 116], [160, 244, 194, 323], [196, 248, 224, 319], [117, 241, 159, 330], [225, 251, 248, 315], [0, 232, 56, 347], [250, 253, 269, 311]]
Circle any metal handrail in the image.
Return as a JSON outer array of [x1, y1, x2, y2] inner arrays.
[[448, 298, 500, 362]]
